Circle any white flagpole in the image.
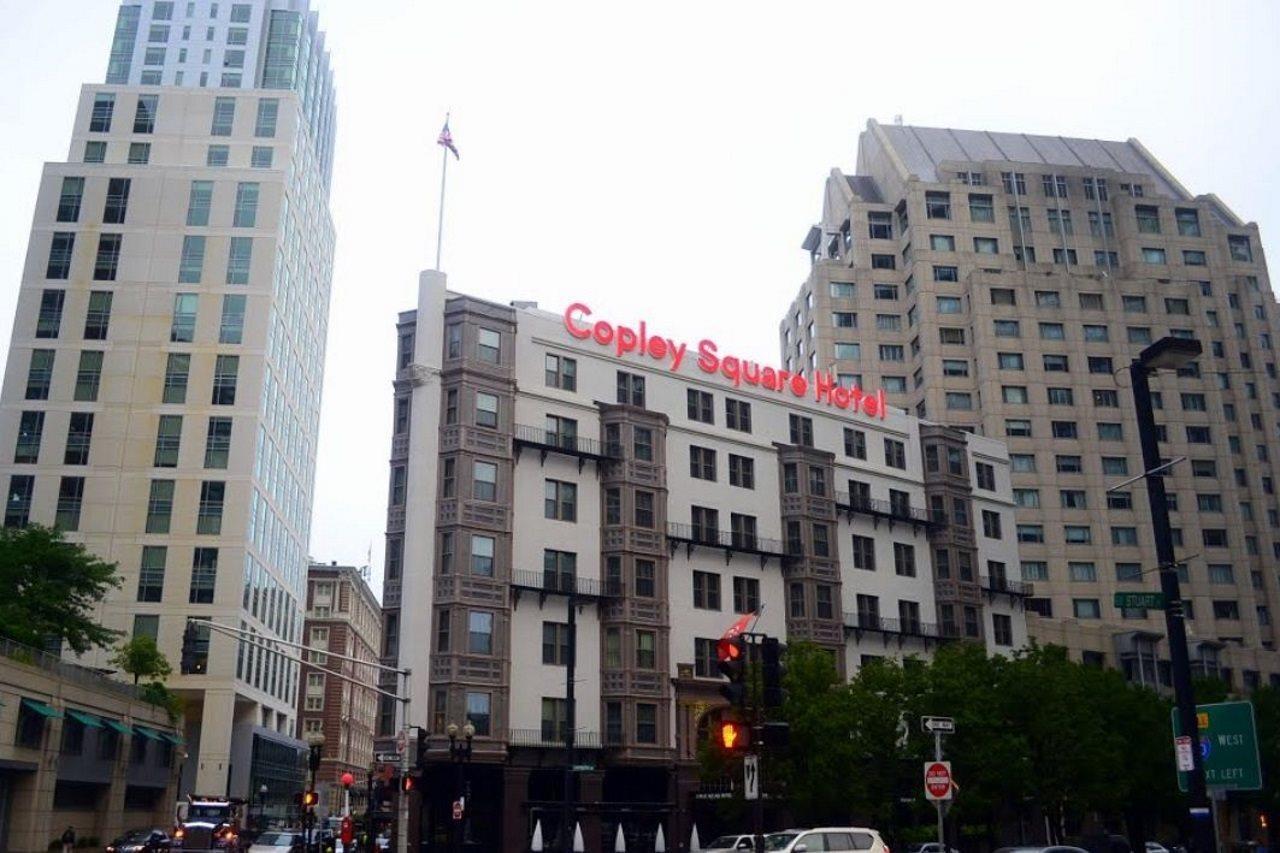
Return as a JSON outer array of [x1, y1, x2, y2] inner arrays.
[[435, 112, 450, 271]]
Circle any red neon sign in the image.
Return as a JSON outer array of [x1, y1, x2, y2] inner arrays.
[[563, 302, 886, 421]]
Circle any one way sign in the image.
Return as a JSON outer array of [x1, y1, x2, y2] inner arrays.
[[921, 716, 955, 734], [744, 755, 759, 801]]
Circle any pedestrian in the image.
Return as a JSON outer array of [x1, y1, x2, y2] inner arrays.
[[61, 825, 76, 853]]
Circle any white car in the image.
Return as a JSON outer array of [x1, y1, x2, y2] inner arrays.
[[765, 827, 889, 853], [705, 835, 757, 851], [246, 832, 303, 853]]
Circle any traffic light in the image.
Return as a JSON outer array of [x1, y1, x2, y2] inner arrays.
[[302, 790, 319, 810], [717, 719, 750, 753], [717, 634, 748, 708], [761, 637, 783, 708], [180, 623, 201, 674], [402, 774, 415, 793]]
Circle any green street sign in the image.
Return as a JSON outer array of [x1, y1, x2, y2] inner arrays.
[[1114, 591, 1165, 609], [1171, 701, 1262, 791]]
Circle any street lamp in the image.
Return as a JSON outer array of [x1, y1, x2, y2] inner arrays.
[[365, 762, 377, 853], [1128, 337, 1215, 853], [447, 722, 475, 853], [257, 783, 268, 833], [306, 733, 326, 853]]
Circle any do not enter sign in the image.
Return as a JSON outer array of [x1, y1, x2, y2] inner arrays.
[[924, 761, 953, 801]]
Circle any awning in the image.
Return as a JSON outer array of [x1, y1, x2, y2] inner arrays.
[[160, 731, 185, 745], [20, 698, 62, 719], [133, 726, 163, 741], [103, 719, 133, 736], [66, 710, 102, 728]]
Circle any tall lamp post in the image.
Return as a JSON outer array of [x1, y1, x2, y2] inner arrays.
[[365, 762, 377, 853], [307, 733, 327, 853], [1128, 337, 1216, 853], [447, 722, 475, 853]]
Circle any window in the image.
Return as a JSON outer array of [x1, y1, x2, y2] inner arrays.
[[882, 438, 906, 470], [851, 534, 875, 571], [635, 630, 657, 669], [1073, 599, 1102, 619], [830, 281, 855, 298], [733, 576, 760, 614], [1064, 525, 1092, 544], [94, 234, 122, 280], [1089, 356, 1113, 374], [1112, 526, 1139, 546], [692, 571, 721, 610], [13, 411, 44, 465], [893, 542, 916, 577], [544, 479, 577, 521], [64, 413, 93, 465], [1141, 247, 1167, 264], [1039, 322, 1065, 341], [162, 353, 190, 403], [1002, 386, 1028, 404], [1182, 250, 1206, 266], [1128, 327, 1152, 345], [634, 490, 655, 528], [632, 426, 653, 461], [997, 352, 1024, 371], [170, 293, 198, 342], [871, 253, 896, 270], [206, 145, 229, 166], [990, 288, 1016, 305], [468, 611, 494, 654], [940, 328, 965, 345], [203, 417, 232, 469], [197, 481, 224, 534], [211, 97, 235, 135], [728, 454, 754, 489], [946, 392, 972, 410], [216, 294, 247, 345], [90, 93, 115, 132], [992, 614, 1013, 646], [476, 328, 501, 363], [1014, 489, 1040, 508], [68, 349, 105, 402], [616, 371, 645, 407], [1135, 205, 1160, 234], [966, 192, 995, 221], [981, 510, 1002, 539], [687, 389, 713, 423], [233, 182, 259, 227], [867, 212, 892, 239], [834, 342, 861, 360], [1005, 419, 1032, 437], [1047, 387, 1073, 406], [930, 235, 956, 252], [790, 414, 814, 447], [925, 191, 951, 219], [208, 354, 238, 405], [1228, 235, 1254, 262], [1056, 455, 1083, 473], [1213, 601, 1240, 621], [473, 460, 497, 502], [973, 237, 999, 254], [1083, 324, 1109, 342], [189, 548, 217, 603], [153, 415, 182, 467], [178, 235, 206, 284], [545, 353, 577, 391], [993, 320, 1020, 338], [936, 297, 962, 315]]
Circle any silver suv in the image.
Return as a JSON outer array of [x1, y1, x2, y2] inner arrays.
[[765, 827, 889, 853]]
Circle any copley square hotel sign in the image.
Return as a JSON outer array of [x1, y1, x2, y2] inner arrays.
[[563, 302, 887, 422]]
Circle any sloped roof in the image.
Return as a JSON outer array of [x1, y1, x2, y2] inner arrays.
[[874, 123, 1187, 199]]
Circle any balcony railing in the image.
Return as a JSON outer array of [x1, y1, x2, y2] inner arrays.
[[834, 491, 940, 527], [513, 424, 620, 469], [665, 522, 788, 563], [842, 612, 945, 641], [980, 574, 1033, 597], [508, 728, 603, 749], [510, 569, 621, 600], [0, 636, 145, 701]]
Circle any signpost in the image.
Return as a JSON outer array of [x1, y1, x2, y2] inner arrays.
[[1114, 591, 1166, 610], [1171, 701, 1262, 792], [922, 717, 955, 852]]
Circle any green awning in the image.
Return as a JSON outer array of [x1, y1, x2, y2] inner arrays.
[[134, 726, 163, 741], [160, 732, 185, 745], [103, 719, 133, 736], [66, 710, 102, 728], [21, 698, 62, 719]]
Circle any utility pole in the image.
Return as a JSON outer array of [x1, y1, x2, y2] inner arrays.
[[934, 730, 945, 851]]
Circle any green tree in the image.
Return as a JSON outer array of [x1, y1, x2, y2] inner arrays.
[[110, 635, 172, 684], [0, 525, 120, 654]]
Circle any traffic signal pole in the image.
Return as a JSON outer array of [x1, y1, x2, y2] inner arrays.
[[750, 637, 764, 853]]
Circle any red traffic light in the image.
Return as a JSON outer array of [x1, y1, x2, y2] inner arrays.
[[718, 720, 749, 752], [402, 775, 415, 793], [340, 771, 355, 789]]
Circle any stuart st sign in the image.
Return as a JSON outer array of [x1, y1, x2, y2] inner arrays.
[[563, 302, 888, 421]]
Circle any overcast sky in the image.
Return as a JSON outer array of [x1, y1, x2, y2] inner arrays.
[[1, 0, 1278, 596]]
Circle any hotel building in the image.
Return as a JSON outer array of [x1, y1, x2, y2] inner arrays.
[[377, 271, 1027, 850], [783, 119, 1280, 688]]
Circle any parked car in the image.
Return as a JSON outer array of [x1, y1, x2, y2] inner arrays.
[[993, 847, 1089, 853], [107, 830, 171, 853], [1145, 844, 1170, 853], [908, 844, 960, 853], [245, 832, 303, 853], [765, 827, 889, 853], [705, 835, 757, 851]]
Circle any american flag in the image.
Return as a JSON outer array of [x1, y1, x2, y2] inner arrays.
[[437, 118, 459, 160]]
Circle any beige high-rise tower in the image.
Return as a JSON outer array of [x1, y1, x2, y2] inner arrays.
[[784, 120, 1280, 687], [0, 0, 336, 799]]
